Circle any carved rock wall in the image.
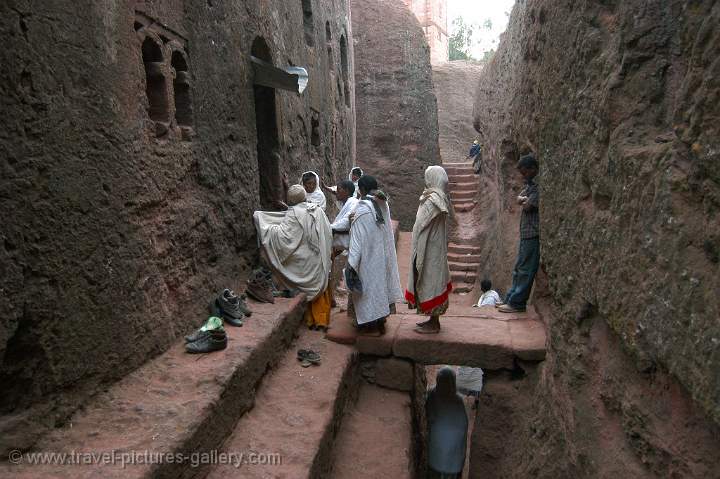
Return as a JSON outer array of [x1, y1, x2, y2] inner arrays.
[[351, 0, 440, 229], [0, 0, 354, 444], [472, 0, 720, 476]]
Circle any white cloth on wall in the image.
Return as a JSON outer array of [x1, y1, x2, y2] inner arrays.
[[456, 366, 484, 394]]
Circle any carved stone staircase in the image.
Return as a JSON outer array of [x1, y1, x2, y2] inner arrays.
[[444, 162, 481, 294]]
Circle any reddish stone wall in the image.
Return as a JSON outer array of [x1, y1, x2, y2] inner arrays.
[[472, 0, 720, 476], [0, 0, 354, 446], [352, 0, 441, 229]]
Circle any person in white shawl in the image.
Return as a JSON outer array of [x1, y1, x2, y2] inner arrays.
[[253, 184, 333, 330], [406, 165, 453, 334], [301, 171, 327, 211], [347, 175, 403, 334], [330, 180, 359, 250]]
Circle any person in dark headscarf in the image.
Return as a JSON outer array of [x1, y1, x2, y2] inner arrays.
[[426, 367, 468, 478], [347, 175, 403, 335]]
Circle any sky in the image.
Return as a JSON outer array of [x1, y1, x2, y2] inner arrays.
[[447, 0, 516, 58]]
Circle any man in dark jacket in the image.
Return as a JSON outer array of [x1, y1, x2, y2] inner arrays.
[[498, 153, 540, 313]]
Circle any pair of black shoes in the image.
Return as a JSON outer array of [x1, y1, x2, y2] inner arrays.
[[185, 328, 227, 354], [216, 289, 252, 327]]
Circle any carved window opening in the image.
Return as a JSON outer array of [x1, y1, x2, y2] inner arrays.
[[340, 35, 350, 107], [311, 114, 320, 146], [302, 0, 314, 47], [252, 37, 281, 209], [325, 21, 333, 67], [171, 51, 193, 127], [142, 38, 169, 123]]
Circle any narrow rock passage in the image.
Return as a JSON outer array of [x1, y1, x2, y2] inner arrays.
[[330, 384, 413, 479]]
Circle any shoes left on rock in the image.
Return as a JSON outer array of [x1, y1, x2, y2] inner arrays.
[[186, 329, 227, 354]]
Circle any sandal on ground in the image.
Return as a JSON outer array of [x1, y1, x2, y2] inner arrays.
[[297, 349, 321, 365], [413, 325, 440, 334], [416, 319, 431, 327]]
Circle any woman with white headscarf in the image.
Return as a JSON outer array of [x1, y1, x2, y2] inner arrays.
[[301, 171, 327, 211], [406, 165, 453, 334]]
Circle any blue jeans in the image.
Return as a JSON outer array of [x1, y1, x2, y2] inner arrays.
[[505, 237, 540, 309]]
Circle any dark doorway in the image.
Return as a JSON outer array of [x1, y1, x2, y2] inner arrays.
[[302, 0, 315, 46], [142, 38, 169, 123], [252, 38, 282, 209]]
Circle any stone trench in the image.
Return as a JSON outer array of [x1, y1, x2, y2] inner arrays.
[[3, 0, 720, 478]]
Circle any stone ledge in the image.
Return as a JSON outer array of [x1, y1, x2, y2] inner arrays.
[[206, 329, 359, 479], [1, 296, 306, 479], [393, 316, 516, 369]]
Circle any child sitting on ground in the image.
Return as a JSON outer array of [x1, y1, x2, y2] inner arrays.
[[474, 279, 501, 307]]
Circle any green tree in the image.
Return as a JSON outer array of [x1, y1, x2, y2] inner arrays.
[[449, 17, 476, 61]]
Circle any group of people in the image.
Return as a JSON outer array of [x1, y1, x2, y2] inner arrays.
[[252, 152, 541, 478], [253, 163, 457, 336]]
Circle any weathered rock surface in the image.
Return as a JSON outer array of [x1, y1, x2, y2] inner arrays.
[[432, 60, 483, 164], [352, 0, 441, 229], [0, 0, 354, 449], [473, 0, 720, 476], [375, 357, 414, 392]]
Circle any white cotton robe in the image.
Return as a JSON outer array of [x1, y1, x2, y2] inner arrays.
[[331, 196, 359, 250], [253, 202, 332, 301], [406, 166, 453, 313], [348, 198, 403, 324]]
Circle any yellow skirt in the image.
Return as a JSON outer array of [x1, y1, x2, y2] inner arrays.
[[304, 288, 331, 327]]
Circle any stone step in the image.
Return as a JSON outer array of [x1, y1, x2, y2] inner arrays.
[[392, 309, 546, 368], [443, 162, 474, 167], [449, 236, 477, 246], [452, 283, 474, 294], [448, 243, 481, 255], [451, 271, 478, 284], [445, 166, 474, 176], [453, 202, 475, 212], [447, 252, 481, 264], [449, 173, 475, 182], [448, 261, 478, 272], [206, 330, 359, 479], [451, 190, 477, 201], [449, 181, 477, 192], [1, 296, 307, 479]]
